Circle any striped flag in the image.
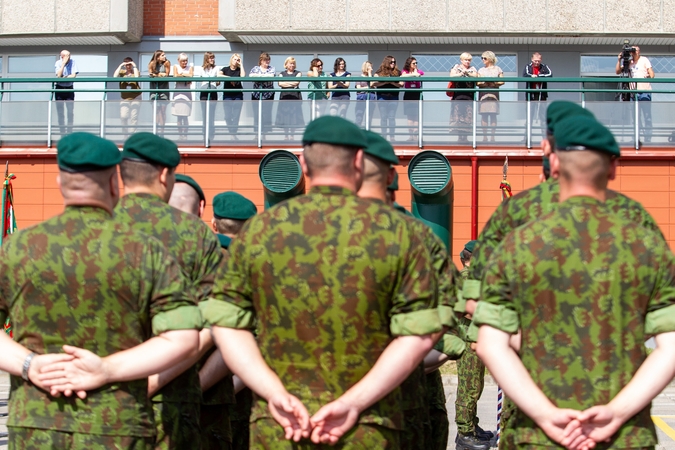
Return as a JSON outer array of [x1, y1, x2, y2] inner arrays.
[[2, 163, 16, 338]]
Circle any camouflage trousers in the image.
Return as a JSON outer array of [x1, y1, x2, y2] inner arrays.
[[250, 418, 400, 449], [498, 396, 517, 450], [8, 427, 153, 450], [456, 318, 485, 435], [152, 401, 201, 450], [401, 407, 427, 450], [231, 388, 253, 450], [425, 370, 449, 450], [200, 404, 232, 450]]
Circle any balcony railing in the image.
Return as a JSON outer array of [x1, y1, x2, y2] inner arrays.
[[0, 76, 672, 150]]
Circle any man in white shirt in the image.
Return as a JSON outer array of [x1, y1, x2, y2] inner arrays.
[[615, 46, 654, 144], [54, 50, 79, 136]]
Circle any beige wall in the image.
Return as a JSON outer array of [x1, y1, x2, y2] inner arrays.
[[219, 0, 675, 38], [0, 0, 142, 41]]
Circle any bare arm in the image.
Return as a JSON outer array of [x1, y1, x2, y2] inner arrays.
[[113, 63, 124, 78], [423, 348, 450, 374], [148, 328, 214, 397], [37, 329, 199, 398], [211, 326, 310, 442], [199, 348, 232, 392], [309, 332, 442, 445], [476, 325, 583, 446]]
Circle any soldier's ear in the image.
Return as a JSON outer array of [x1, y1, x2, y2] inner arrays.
[[299, 153, 310, 178], [608, 157, 618, 181], [549, 152, 560, 179]]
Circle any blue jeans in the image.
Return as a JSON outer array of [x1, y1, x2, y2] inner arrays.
[[377, 94, 399, 140]]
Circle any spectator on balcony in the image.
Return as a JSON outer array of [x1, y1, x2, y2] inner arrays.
[[276, 57, 304, 141], [477, 51, 504, 142], [373, 55, 403, 142], [615, 46, 654, 144], [401, 57, 424, 142], [250, 52, 276, 136], [196, 52, 220, 144], [172, 53, 194, 141], [54, 50, 79, 136], [114, 57, 141, 139], [307, 58, 329, 119], [523, 52, 552, 136], [355, 61, 376, 129], [328, 58, 351, 118], [449, 53, 478, 143], [148, 50, 171, 136], [219, 53, 245, 139]]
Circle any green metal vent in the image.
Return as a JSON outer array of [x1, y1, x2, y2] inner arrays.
[[408, 151, 452, 195], [259, 150, 302, 194]]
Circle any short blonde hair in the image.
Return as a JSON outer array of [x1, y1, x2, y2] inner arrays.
[[481, 51, 497, 65], [284, 57, 296, 69], [229, 53, 242, 66], [361, 61, 372, 74], [460, 52, 473, 62], [178, 53, 188, 62]]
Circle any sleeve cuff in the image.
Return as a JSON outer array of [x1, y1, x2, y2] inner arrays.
[[432, 334, 466, 359], [390, 309, 442, 336], [200, 298, 256, 330], [645, 304, 675, 335], [438, 305, 457, 329], [462, 279, 481, 300], [152, 306, 202, 335], [454, 291, 467, 314], [466, 321, 478, 343], [472, 302, 520, 334]]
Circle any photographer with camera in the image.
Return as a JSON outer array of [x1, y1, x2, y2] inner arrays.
[[615, 45, 654, 144]]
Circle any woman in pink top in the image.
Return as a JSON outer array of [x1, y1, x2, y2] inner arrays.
[[402, 57, 424, 142]]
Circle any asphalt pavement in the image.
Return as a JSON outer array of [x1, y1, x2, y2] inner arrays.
[[2, 371, 675, 450]]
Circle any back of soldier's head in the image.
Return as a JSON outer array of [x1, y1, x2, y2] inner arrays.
[[553, 116, 619, 189], [460, 240, 477, 267], [302, 116, 368, 178], [169, 174, 205, 216], [212, 191, 257, 237], [362, 130, 399, 186]]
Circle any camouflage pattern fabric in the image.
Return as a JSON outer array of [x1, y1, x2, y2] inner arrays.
[[7, 427, 154, 450], [152, 401, 202, 450], [400, 365, 428, 450], [230, 388, 253, 450], [474, 196, 675, 447], [455, 317, 485, 435], [424, 370, 449, 450], [204, 185, 445, 435], [0, 206, 199, 437], [465, 178, 665, 299], [249, 418, 400, 449]]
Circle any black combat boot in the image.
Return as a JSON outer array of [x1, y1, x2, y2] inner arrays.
[[455, 432, 491, 450], [475, 425, 495, 441]]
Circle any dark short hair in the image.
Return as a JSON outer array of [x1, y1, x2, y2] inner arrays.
[[120, 159, 164, 186]]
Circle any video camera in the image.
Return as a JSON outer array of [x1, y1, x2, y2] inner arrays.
[[620, 40, 636, 73]]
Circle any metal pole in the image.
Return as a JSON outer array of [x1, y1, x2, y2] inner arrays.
[[153, 98, 157, 135], [635, 98, 639, 150], [257, 96, 262, 148], [365, 94, 370, 131], [526, 98, 531, 149], [99, 94, 106, 138], [418, 94, 423, 148], [311, 98, 316, 121], [581, 91, 586, 109], [47, 90, 53, 148], [472, 92, 477, 149], [205, 97, 210, 148]]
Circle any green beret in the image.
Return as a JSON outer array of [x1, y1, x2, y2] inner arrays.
[[388, 172, 399, 191], [175, 174, 205, 202], [213, 191, 257, 220], [302, 116, 368, 148], [546, 101, 595, 134], [464, 240, 477, 254], [554, 116, 620, 157], [57, 132, 121, 173], [364, 130, 399, 165], [122, 132, 180, 168]]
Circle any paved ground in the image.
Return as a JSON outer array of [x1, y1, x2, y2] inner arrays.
[[2, 371, 675, 449]]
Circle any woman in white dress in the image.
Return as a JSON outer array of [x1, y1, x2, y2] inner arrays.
[[172, 53, 194, 141]]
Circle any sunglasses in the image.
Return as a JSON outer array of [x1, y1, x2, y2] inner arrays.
[[481, 57, 488, 60], [390, 61, 396, 64]]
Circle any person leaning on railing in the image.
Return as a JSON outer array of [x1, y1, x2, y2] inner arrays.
[[307, 58, 329, 119], [172, 53, 194, 141], [113, 57, 141, 139], [219, 53, 245, 139], [449, 53, 478, 143], [148, 50, 171, 136], [275, 57, 304, 141], [196, 52, 220, 143], [250, 52, 276, 136], [401, 57, 424, 142], [373, 55, 403, 142], [355, 61, 376, 129]]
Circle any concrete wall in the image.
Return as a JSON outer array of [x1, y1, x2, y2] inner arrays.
[[0, 0, 143, 41], [219, 0, 675, 36]]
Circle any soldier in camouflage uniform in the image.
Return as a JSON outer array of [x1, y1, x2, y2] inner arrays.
[[115, 133, 225, 450], [202, 191, 258, 450], [202, 116, 446, 448], [358, 130, 464, 450], [474, 116, 675, 448], [0, 133, 201, 449], [460, 102, 666, 447], [456, 241, 492, 450], [169, 173, 206, 218]]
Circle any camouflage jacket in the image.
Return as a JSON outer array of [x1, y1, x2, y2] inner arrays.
[[473, 196, 675, 447], [203, 186, 443, 430], [0, 206, 200, 436], [463, 178, 664, 302], [115, 193, 225, 404]]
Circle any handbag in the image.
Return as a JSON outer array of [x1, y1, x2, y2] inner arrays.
[[446, 81, 455, 98]]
